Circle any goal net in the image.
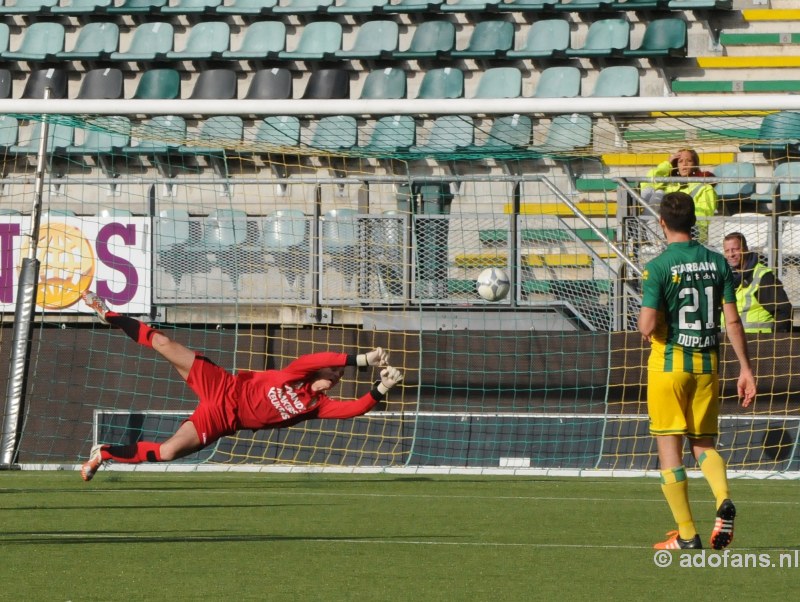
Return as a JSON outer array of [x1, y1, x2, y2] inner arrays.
[[2, 96, 799, 476]]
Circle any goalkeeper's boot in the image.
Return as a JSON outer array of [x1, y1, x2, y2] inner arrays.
[[710, 499, 736, 550], [81, 444, 105, 482], [81, 290, 110, 324], [653, 530, 702, 550]]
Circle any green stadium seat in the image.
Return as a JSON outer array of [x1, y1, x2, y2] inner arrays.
[[301, 68, 349, 99], [496, 0, 556, 12], [166, 22, 229, 60], [739, 111, 800, 160], [107, 0, 167, 13], [358, 114, 415, 153], [76, 68, 124, 99], [553, 0, 615, 11], [262, 209, 309, 289], [189, 68, 237, 99], [624, 18, 687, 59], [506, 19, 570, 59], [589, 66, 639, 97], [156, 208, 206, 288], [408, 115, 474, 155], [307, 115, 358, 151], [272, 0, 333, 13], [328, 0, 388, 12], [0, 115, 19, 151], [392, 21, 455, 60], [0, 0, 58, 13], [530, 66, 581, 99], [465, 114, 532, 153], [203, 209, 253, 289], [121, 116, 187, 175], [712, 161, 755, 214], [161, 0, 221, 13], [63, 116, 130, 177], [57, 22, 119, 61], [564, 18, 629, 59], [2, 22, 65, 62], [335, 20, 398, 60], [278, 21, 342, 61], [450, 20, 514, 59], [221, 21, 285, 60], [528, 114, 592, 155], [9, 121, 73, 157], [109, 22, 174, 61], [415, 67, 463, 99], [253, 115, 301, 148], [52, 0, 112, 13], [359, 67, 406, 99], [751, 161, 800, 209], [215, 0, 276, 13], [244, 68, 293, 100], [0, 24, 10, 55], [440, 0, 501, 12], [322, 208, 359, 290], [383, 0, 442, 12], [178, 116, 243, 184], [471, 67, 521, 99], [131, 68, 181, 99]]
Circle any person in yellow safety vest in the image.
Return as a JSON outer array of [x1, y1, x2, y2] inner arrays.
[[641, 149, 718, 242], [722, 232, 793, 333]]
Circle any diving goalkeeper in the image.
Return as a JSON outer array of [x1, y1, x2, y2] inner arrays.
[[79, 290, 403, 481]]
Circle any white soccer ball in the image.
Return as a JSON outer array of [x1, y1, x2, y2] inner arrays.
[[476, 267, 510, 302]]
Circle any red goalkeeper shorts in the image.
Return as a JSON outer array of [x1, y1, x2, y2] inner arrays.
[[184, 354, 239, 446]]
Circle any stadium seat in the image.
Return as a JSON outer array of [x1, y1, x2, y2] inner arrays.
[[301, 68, 349, 99], [392, 20, 455, 60], [739, 111, 800, 160], [189, 68, 237, 99], [109, 22, 174, 62], [52, 0, 112, 14], [0, 69, 11, 99], [166, 22, 229, 60], [496, 0, 556, 12], [359, 67, 406, 99], [321, 208, 359, 290], [552, 0, 615, 11], [0, 24, 9, 56], [713, 161, 756, 214], [254, 115, 301, 148], [278, 21, 342, 61], [335, 20, 399, 60], [471, 67, 521, 99], [383, 0, 442, 12], [9, 120, 73, 157], [450, 20, 514, 59], [306, 115, 358, 151], [751, 161, 800, 210], [56, 22, 118, 61], [0, 0, 57, 13], [589, 66, 639, 97], [107, 0, 168, 13], [131, 68, 181, 99], [530, 66, 581, 98], [262, 209, 309, 290], [203, 209, 252, 289], [528, 114, 592, 155], [221, 21, 286, 61], [564, 18, 630, 58], [121, 115, 187, 177], [244, 68, 293, 100], [2, 22, 65, 62], [440, 0, 501, 12], [623, 18, 688, 59], [464, 114, 532, 154], [272, 0, 334, 13], [76, 68, 124, 99], [178, 116, 243, 183], [22, 68, 68, 99], [415, 67, 463, 99], [328, 0, 388, 13], [63, 116, 130, 177], [214, 0, 276, 13], [506, 19, 570, 59], [161, 0, 222, 14], [408, 115, 474, 155], [358, 114, 415, 153], [0, 115, 19, 152], [155, 208, 203, 288]]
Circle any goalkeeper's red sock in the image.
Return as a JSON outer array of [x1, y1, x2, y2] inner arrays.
[[100, 442, 162, 464], [104, 312, 160, 349]]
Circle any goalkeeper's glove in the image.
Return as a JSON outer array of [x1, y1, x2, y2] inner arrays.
[[357, 347, 388, 367], [377, 366, 403, 395]]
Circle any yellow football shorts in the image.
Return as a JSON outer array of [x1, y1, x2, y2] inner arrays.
[[647, 371, 719, 438]]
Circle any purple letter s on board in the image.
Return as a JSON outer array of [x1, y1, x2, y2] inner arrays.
[[95, 222, 138, 304], [0, 223, 21, 303]]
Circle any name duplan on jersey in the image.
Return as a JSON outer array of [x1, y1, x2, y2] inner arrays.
[[672, 261, 720, 349]]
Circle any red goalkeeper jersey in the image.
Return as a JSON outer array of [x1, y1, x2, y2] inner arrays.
[[231, 352, 379, 431]]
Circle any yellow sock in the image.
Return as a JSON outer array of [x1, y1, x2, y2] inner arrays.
[[660, 466, 697, 540], [698, 449, 730, 509]]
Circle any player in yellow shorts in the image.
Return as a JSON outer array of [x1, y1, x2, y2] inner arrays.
[[638, 192, 756, 551]]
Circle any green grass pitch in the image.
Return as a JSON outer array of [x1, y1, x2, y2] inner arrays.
[[2, 472, 798, 600]]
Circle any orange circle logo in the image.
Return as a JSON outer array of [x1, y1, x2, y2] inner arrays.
[[22, 222, 96, 309]]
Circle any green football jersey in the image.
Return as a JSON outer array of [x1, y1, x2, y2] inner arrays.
[[641, 240, 736, 373]]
